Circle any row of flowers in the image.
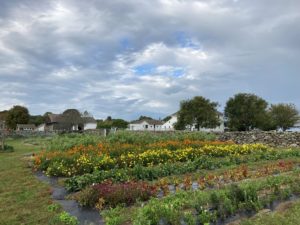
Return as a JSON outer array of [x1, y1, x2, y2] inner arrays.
[[37, 139, 235, 160], [155, 160, 297, 196], [112, 172, 300, 225], [72, 160, 298, 209], [34, 143, 270, 176], [72, 181, 157, 210]]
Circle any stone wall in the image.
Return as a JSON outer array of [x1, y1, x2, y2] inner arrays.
[[216, 131, 300, 148]]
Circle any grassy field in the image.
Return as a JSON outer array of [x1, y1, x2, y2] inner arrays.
[[0, 138, 65, 225]]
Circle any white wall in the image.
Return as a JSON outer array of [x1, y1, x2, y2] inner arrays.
[[84, 123, 97, 130], [162, 115, 177, 131], [36, 124, 45, 131], [129, 121, 162, 131]]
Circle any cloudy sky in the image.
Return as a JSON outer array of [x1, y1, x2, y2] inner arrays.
[[0, 0, 299, 120]]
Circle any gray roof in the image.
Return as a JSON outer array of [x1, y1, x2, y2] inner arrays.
[[48, 113, 96, 124], [16, 124, 36, 129], [130, 119, 163, 125], [48, 114, 64, 123]]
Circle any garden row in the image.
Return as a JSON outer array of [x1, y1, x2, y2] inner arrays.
[[34, 143, 269, 176], [71, 159, 300, 209], [102, 171, 300, 225], [65, 147, 300, 192]]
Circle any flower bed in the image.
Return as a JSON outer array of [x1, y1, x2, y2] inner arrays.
[[64, 148, 300, 192], [102, 171, 300, 225], [73, 181, 157, 209], [71, 160, 298, 209], [34, 143, 269, 176]]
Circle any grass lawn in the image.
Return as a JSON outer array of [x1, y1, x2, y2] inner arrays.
[[0, 138, 63, 225]]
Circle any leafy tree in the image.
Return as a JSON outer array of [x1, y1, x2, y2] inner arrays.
[[0, 110, 8, 121], [162, 116, 171, 122], [6, 105, 30, 129], [97, 119, 112, 129], [259, 111, 277, 131], [97, 118, 128, 129], [139, 115, 154, 121], [175, 96, 220, 130], [269, 103, 299, 131], [112, 119, 128, 129], [29, 115, 45, 126], [224, 93, 268, 131]]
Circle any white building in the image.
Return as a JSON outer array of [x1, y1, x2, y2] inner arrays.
[[82, 117, 97, 130], [45, 113, 97, 131], [16, 124, 36, 131], [129, 119, 163, 131], [162, 113, 225, 132], [36, 123, 46, 131], [162, 113, 177, 131]]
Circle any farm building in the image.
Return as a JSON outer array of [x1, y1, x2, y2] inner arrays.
[[16, 124, 36, 131], [128, 119, 163, 131]]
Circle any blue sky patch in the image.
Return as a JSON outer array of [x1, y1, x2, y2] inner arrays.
[[133, 63, 156, 75], [175, 31, 200, 49], [172, 68, 185, 77]]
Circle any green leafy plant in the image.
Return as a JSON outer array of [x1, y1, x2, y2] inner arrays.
[[47, 203, 60, 212], [59, 212, 79, 225]]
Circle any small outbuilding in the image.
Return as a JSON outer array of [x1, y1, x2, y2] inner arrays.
[[129, 119, 163, 131], [16, 124, 36, 131]]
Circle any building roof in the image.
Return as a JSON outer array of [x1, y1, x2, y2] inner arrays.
[[48, 114, 64, 123], [82, 116, 96, 123], [48, 113, 96, 124], [130, 119, 163, 125], [16, 124, 36, 129]]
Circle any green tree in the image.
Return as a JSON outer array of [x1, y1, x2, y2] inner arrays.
[[269, 103, 299, 131], [97, 120, 112, 129], [175, 96, 220, 130], [0, 110, 8, 121], [139, 115, 154, 120], [112, 119, 128, 129], [224, 93, 268, 131], [162, 116, 171, 122], [29, 115, 45, 126], [6, 105, 30, 129], [97, 118, 128, 129]]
